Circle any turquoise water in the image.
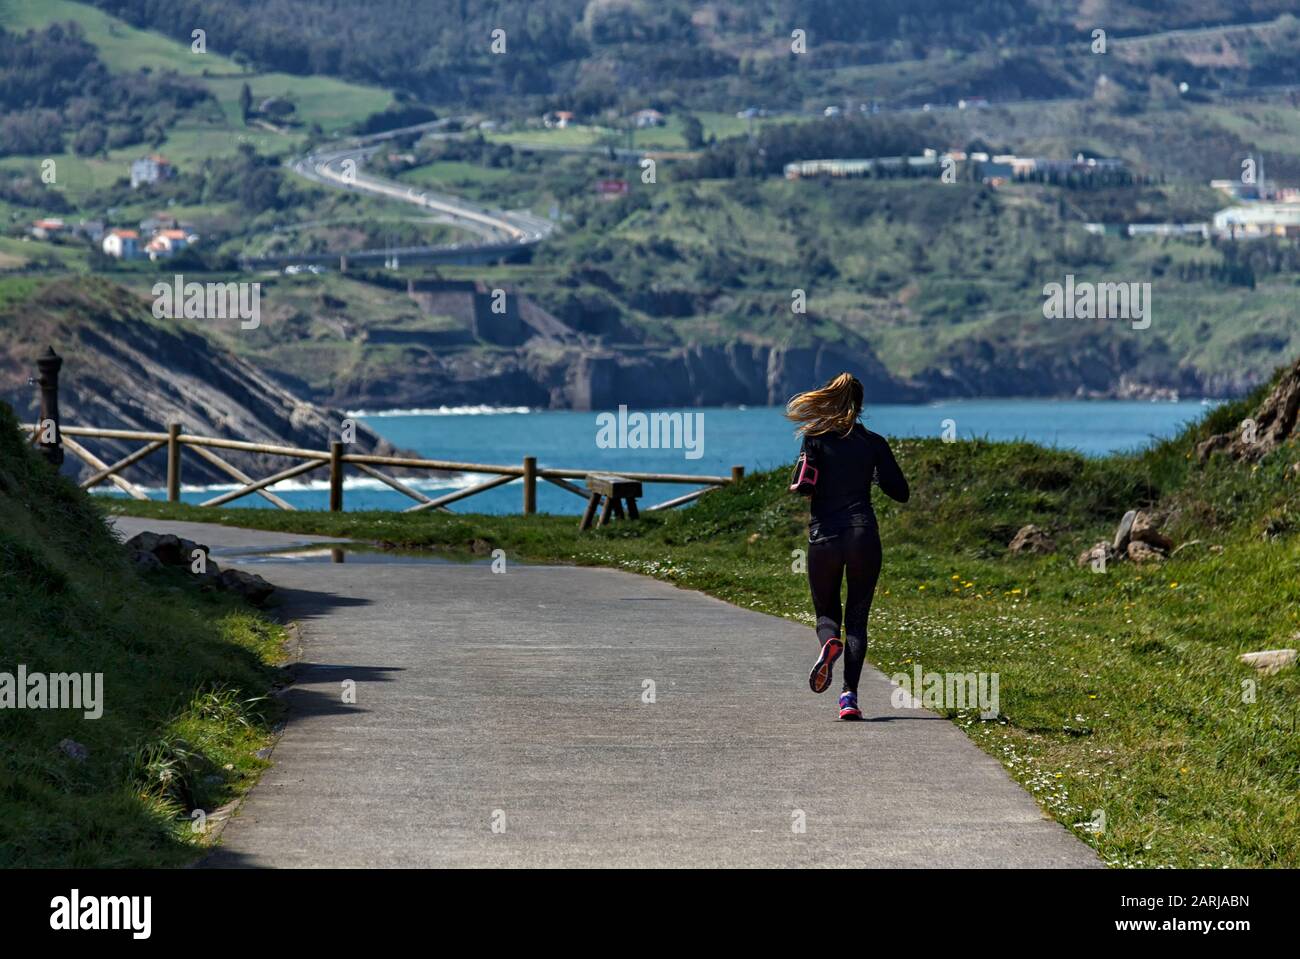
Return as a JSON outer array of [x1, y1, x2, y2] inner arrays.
[[130, 399, 1217, 514]]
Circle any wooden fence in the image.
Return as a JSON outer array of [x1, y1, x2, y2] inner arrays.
[[26, 423, 743, 515]]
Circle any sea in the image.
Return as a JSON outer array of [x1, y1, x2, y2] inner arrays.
[[100, 398, 1220, 514]]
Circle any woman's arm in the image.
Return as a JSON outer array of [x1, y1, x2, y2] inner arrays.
[[873, 435, 910, 503]]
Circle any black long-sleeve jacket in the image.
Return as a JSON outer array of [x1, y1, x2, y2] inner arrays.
[[799, 424, 909, 541]]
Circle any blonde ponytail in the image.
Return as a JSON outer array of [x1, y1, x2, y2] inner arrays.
[[786, 372, 864, 437]]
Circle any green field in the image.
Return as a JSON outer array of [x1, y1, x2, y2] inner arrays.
[[0, 0, 396, 158], [485, 111, 783, 153], [398, 160, 514, 187], [0, 235, 88, 272]]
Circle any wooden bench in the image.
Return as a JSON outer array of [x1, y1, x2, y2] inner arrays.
[[579, 474, 643, 530]]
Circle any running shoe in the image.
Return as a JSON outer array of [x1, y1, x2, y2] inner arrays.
[[839, 691, 863, 721], [808, 637, 843, 694]]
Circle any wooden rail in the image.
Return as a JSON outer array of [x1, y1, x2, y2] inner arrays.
[[25, 423, 744, 515]]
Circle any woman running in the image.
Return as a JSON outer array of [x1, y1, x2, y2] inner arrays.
[[787, 373, 909, 720]]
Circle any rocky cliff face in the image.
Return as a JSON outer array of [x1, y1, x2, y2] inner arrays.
[[292, 280, 1251, 410], [526, 339, 920, 410], [329, 336, 919, 411], [323, 279, 919, 409], [322, 320, 1244, 412], [1197, 354, 1300, 462], [0, 278, 408, 487], [905, 324, 1261, 401], [228, 269, 1260, 412]]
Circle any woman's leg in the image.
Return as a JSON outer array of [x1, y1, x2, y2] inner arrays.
[[840, 525, 883, 694], [806, 534, 845, 645]]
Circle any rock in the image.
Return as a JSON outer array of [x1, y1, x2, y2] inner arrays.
[[1127, 540, 1165, 563], [123, 531, 163, 553], [469, 538, 492, 555], [1008, 524, 1055, 554], [129, 549, 163, 572], [58, 738, 89, 762], [178, 538, 211, 567], [1077, 541, 1115, 568], [195, 559, 222, 590], [217, 568, 275, 606], [125, 531, 180, 564], [126, 531, 225, 587], [1130, 511, 1173, 551], [1196, 354, 1300, 463], [124, 531, 210, 568], [1112, 509, 1138, 551], [1194, 432, 1233, 462], [747, 532, 761, 544], [1238, 649, 1298, 675]]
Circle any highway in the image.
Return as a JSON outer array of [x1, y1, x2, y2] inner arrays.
[[282, 119, 556, 262]]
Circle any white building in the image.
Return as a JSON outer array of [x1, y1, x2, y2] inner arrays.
[[1213, 204, 1300, 238], [1127, 223, 1210, 238], [29, 218, 65, 240], [130, 155, 175, 189], [101, 229, 141, 259], [630, 109, 665, 128], [144, 229, 192, 260]]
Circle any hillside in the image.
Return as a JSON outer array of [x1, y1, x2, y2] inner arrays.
[[161, 267, 908, 410], [79, 1, 1300, 109], [110, 161, 1296, 409], [4, 160, 1294, 409], [2, 1, 1300, 411], [0, 400, 285, 866], [0, 275, 410, 485]]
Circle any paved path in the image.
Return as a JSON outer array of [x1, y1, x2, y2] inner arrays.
[[112, 518, 1100, 868]]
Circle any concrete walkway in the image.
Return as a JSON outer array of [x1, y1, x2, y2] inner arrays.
[[112, 517, 1100, 868]]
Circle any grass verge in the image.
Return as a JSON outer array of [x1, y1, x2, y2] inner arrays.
[[0, 403, 287, 867]]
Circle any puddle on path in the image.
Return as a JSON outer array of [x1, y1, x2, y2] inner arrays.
[[226, 544, 510, 566]]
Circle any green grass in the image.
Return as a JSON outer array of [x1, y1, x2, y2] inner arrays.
[[0, 402, 288, 866], [399, 160, 514, 187], [484, 112, 780, 153], [0, 0, 395, 142], [109, 388, 1300, 867], [487, 124, 612, 150], [1, 0, 205, 74], [0, 235, 90, 272]]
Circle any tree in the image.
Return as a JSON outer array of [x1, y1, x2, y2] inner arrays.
[[680, 113, 704, 149], [72, 122, 107, 157], [239, 82, 253, 124], [238, 167, 282, 212]]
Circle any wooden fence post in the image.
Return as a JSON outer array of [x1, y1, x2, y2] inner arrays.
[[167, 422, 182, 502], [35, 346, 64, 469], [731, 465, 745, 484], [329, 440, 344, 512], [523, 455, 537, 515]]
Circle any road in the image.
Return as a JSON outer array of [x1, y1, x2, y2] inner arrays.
[[273, 118, 555, 268], [112, 517, 1100, 868]]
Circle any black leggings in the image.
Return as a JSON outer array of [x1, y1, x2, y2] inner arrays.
[[807, 525, 882, 694]]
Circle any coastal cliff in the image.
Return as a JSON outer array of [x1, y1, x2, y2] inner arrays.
[[0, 277, 407, 487]]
